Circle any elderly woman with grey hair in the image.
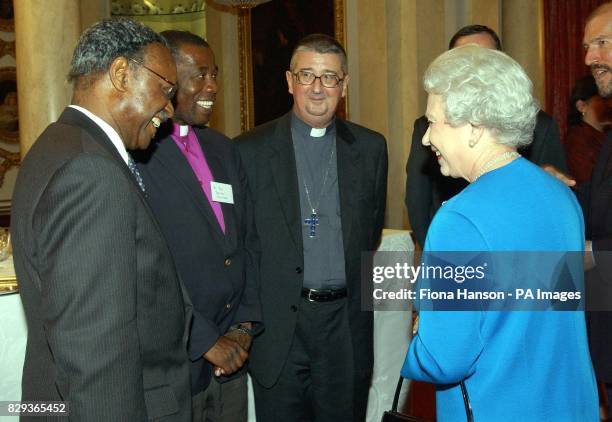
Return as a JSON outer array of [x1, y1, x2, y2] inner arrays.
[[400, 45, 598, 420]]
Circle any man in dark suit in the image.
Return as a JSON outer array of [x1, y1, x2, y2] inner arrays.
[[135, 31, 262, 422], [235, 34, 388, 421], [10, 19, 191, 421], [405, 25, 567, 247], [580, 3, 612, 415]]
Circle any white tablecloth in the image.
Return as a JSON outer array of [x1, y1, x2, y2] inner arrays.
[[0, 291, 27, 421], [0, 230, 414, 421], [366, 229, 413, 421]]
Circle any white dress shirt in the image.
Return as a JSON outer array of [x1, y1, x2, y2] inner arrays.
[[68, 105, 129, 165]]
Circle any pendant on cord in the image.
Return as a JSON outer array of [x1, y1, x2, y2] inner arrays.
[[304, 209, 320, 238]]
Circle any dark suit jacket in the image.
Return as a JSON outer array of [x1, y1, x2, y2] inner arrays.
[[135, 126, 262, 394], [576, 134, 612, 382], [405, 110, 567, 247], [234, 112, 387, 388], [11, 108, 192, 421]]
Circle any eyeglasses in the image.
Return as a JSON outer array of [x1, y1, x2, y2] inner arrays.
[[292, 70, 345, 88], [130, 58, 177, 100]]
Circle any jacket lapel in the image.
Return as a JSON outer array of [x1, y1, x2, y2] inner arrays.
[[153, 134, 227, 243], [336, 119, 360, 253], [59, 107, 145, 196], [196, 128, 237, 248], [267, 113, 303, 254]]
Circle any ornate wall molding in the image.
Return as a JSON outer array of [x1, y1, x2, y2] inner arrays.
[[237, 9, 253, 133]]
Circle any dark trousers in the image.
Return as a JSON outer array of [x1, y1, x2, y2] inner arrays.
[[252, 297, 369, 422], [192, 374, 248, 422]]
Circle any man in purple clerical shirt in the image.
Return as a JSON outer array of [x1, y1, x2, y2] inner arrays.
[[135, 30, 262, 422]]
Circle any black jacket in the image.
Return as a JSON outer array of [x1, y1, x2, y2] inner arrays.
[[136, 125, 262, 394]]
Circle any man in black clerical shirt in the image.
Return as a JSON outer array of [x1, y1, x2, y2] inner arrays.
[[235, 34, 388, 421]]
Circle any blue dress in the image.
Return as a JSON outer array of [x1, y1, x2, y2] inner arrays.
[[401, 158, 599, 421]]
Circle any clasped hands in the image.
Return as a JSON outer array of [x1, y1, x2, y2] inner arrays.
[[204, 324, 253, 377]]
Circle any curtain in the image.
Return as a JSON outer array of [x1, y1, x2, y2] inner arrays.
[[543, 0, 608, 138]]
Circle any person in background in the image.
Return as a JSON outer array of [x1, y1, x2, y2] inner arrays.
[[10, 19, 192, 421], [400, 45, 598, 421], [564, 74, 610, 183], [405, 24, 567, 248], [235, 33, 387, 421], [135, 30, 262, 422], [579, 2, 612, 419]]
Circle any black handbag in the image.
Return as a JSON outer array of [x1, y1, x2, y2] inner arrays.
[[381, 377, 474, 422]]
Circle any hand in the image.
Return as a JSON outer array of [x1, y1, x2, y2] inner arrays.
[[203, 336, 248, 377], [224, 327, 252, 352], [412, 313, 419, 335], [541, 164, 576, 187]]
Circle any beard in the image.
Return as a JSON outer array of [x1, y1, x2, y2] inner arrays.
[[596, 78, 612, 98], [592, 64, 612, 98]]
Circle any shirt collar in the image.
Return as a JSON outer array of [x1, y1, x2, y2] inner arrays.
[[291, 112, 336, 138], [69, 105, 129, 165], [172, 122, 191, 138]]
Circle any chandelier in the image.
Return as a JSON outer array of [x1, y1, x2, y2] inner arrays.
[[212, 0, 272, 9]]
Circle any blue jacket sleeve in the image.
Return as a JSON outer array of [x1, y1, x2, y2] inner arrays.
[[401, 210, 488, 384]]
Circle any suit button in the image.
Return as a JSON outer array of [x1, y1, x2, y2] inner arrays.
[[290, 305, 297, 312], [295, 267, 302, 274], [224, 258, 232, 267], [225, 303, 232, 310]]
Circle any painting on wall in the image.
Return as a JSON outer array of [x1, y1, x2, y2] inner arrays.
[[0, 68, 17, 141], [0, 0, 13, 32], [239, 0, 345, 130], [0, 0, 17, 217], [250, 0, 335, 126]]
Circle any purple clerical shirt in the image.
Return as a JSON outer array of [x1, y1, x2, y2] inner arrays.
[[171, 123, 225, 233]]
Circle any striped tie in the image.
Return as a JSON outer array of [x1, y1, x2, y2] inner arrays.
[[127, 156, 146, 193]]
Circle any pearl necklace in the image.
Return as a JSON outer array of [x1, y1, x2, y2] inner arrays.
[[474, 151, 520, 181]]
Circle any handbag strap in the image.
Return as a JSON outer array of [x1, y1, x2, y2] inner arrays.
[[460, 381, 474, 422], [391, 377, 403, 411], [394, 377, 474, 422]]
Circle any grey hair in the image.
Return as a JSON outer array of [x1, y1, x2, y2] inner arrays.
[[424, 45, 539, 148], [68, 18, 167, 84], [289, 33, 348, 74]]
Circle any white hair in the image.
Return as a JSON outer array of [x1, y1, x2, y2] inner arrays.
[[423, 45, 539, 148]]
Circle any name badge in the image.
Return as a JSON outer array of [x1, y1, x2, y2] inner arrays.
[[211, 181, 234, 204]]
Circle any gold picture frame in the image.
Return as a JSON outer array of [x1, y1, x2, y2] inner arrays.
[[238, 0, 346, 132]]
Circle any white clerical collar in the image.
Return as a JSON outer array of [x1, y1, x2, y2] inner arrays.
[[69, 105, 129, 165], [310, 127, 326, 137], [179, 124, 189, 137], [291, 112, 335, 138]]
